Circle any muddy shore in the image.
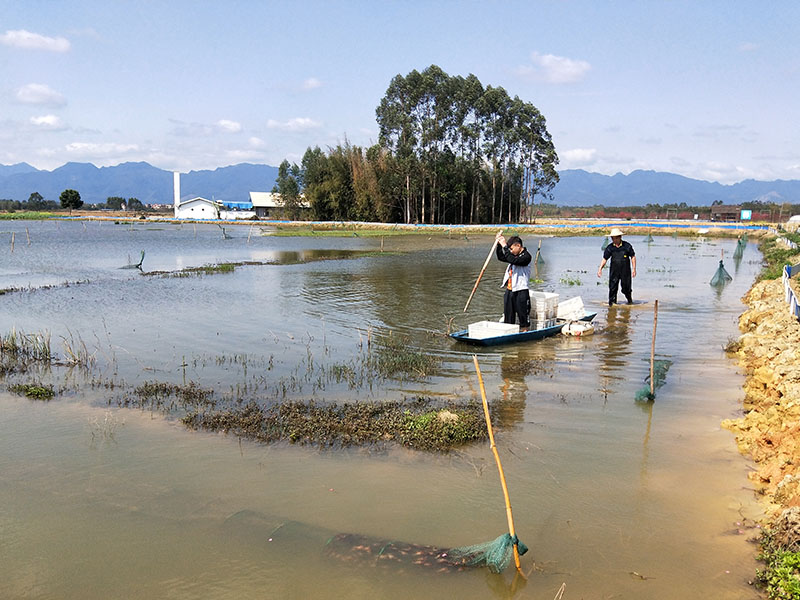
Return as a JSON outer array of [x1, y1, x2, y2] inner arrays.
[[723, 277, 800, 518]]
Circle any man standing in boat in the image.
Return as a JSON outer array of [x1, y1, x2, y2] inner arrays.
[[597, 227, 636, 306], [495, 231, 532, 331]]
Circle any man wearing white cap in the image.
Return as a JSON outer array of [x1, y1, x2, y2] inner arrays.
[[597, 228, 636, 306]]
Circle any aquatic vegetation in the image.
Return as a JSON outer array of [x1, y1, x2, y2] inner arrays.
[[0, 329, 52, 363], [559, 275, 582, 286], [8, 382, 55, 400], [123, 380, 217, 412], [371, 335, 440, 378], [759, 233, 800, 280], [182, 397, 488, 452], [88, 410, 124, 441]]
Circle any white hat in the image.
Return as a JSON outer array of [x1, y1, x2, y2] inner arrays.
[[609, 228, 624, 237]]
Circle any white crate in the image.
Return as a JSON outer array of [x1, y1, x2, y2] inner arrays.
[[468, 320, 520, 339], [530, 291, 559, 320], [557, 296, 585, 321], [531, 318, 556, 330]]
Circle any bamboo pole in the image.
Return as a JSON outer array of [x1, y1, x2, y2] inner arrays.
[[472, 355, 523, 574], [26, 227, 31, 245], [650, 300, 659, 395], [534, 239, 541, 263], [464, 231, 501, 312], [10, 232, 15, 253]]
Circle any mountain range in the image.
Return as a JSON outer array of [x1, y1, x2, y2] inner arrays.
[[0, 161, 798, 207]]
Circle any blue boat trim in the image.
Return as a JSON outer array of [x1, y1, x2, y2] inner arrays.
[[450, 312, 598, 346]]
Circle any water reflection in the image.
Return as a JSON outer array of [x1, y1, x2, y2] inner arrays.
[[597, 305, 634, 388]]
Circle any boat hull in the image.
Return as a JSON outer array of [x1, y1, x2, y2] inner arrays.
[[450, 312, 597, 346]]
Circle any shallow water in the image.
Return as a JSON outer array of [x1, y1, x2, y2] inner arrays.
[[0, 221, 763, 598]]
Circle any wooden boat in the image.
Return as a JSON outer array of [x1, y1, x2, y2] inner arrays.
[[450, 312, 597, 346]]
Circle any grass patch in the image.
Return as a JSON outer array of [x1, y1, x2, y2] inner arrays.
[[182, 397, 487, 452], [372, 336, 440, 379], [758, 233, 800, 280], [0, 211, 56, 220], [757, 529, 800, 600], [8, 382, 55, 400], [0, 329, 52, 363]]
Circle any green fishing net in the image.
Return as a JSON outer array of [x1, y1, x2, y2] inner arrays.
[[644, 233, 654, 243], [601, 237, 609, 250], [635, 359, 673, 401], [710, 259, 732, 287], [733, 237, 746, 259], [447, 533, 529, 574], [672, 231, 678, 239]]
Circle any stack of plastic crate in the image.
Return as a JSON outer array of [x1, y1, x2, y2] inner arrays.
[[530, 291, 559, 329]]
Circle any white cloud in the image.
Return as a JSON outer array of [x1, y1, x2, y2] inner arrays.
[[217, 119, 242, 133], [302, 77, 322, 90], [520, 52, 591, 84], [15, 83, 66, 106], [30, 114, 65, 130], [266, 117, 322, 131], [739, 42, 758, 52], [248, 136, 266, 148], [0, 29, 70, 52], [65, 142, 139, 159], [561, 148, 597, 167]]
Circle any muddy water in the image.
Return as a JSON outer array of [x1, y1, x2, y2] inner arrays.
[[0, 220, 764, 598]]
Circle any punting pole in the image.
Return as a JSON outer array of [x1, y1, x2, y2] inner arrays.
[[464, 231, 501, 312]]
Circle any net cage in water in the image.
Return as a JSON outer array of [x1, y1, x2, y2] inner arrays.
[[601, 237, 609, 250], [710, 260, 733, 287], [733, 237, 746, 259], [635, 359, 673, 401], [644, 233, 654, 243]]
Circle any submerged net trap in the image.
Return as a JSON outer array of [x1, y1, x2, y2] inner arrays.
[[601, 237, 609, 250], [709, 259, 733, 287], [644, 233, 654, 243], [635, 359, 673, 402], [733, 237, 746, 260]]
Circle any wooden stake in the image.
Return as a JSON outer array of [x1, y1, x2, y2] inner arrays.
[[26, 227, 31, 245], [534, 239, 542, 263], [650, 299, 659, 395], [10, 232, 14, 253], [464, 231, 501, 312], [473, 355, 523, 574]]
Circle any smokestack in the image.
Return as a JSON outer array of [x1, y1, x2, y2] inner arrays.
[[173, 171, 180, 218]]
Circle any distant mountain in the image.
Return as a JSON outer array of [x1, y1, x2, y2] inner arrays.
[[0, 161, 280, 204], [553, 169, 800, 207], [1, 161, 797, 207]]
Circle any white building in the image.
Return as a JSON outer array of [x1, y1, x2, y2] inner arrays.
[[249, 191, 309, 218], [175, 196, 223, 220]]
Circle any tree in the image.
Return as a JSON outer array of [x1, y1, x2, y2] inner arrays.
[[272, 160, 302, 219], [59, 189, 83, 211], [127, 197, 144, 211], [106, 196, 125, 210]]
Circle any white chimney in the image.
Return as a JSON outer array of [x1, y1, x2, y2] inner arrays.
[[173, 171, 180, 218]]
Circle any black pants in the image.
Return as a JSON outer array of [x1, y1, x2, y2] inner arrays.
[[504, 289, 530, 327], [609, 267, 632, 304]]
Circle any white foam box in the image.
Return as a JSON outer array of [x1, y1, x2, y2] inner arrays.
[[531, 318, 556, 330], [530, 291, 559, 320], [557, 296, 585, 320], [468, 321, 520, 339]]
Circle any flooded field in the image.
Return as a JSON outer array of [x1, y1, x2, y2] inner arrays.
[[0, 220, 764, 598]]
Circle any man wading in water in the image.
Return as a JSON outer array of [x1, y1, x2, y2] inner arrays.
[[495, 232, 532, 331], [597, 227, 636, 306]]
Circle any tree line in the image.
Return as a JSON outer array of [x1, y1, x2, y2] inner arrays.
[[0, 190, 151, 213], [274, 65, 559, 224]]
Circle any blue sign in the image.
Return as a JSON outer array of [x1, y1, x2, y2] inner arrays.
[[741, 209, 752, 220]]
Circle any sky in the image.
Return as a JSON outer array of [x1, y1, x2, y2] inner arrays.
[[1, 0, 799, 184]]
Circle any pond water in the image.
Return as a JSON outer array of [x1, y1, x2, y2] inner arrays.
[[0, 220, 764, 598]]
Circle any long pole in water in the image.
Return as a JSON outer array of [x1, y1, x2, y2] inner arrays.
[[464, 231, 501, 312], [472, 355, 523, 574], [650, 299, 659, 395]]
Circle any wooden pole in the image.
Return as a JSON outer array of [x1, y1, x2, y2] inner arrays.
[[534, 239, 541, 263], [26, 227, 31, 245], [650, 299, 659, 395], [464, 231, 501, 312], [10, 232, 15, 253], [473, 355, 523, 574]]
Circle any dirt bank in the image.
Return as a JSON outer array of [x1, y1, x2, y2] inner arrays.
[[723, 278, 800, 517]]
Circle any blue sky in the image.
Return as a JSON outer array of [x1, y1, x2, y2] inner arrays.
[[1, 0, 798, 184]]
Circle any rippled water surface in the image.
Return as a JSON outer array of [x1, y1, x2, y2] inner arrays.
[[0, 220, 764, 598]]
